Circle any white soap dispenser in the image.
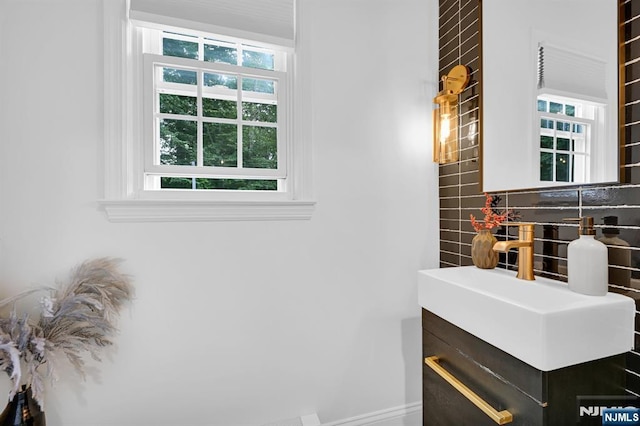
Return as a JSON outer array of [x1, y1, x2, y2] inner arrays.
[[567, 216, 609, 296]]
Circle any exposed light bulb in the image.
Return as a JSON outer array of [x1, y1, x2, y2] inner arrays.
[[440, 113, 451, 143]]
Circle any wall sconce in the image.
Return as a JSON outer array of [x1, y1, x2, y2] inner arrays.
[[433, 65, 470, 164]]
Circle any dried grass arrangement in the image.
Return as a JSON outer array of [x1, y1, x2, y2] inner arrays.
[[0, 258, 134, 409]]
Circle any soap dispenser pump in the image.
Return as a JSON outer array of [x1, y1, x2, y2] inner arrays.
[[566, 217, 608, 296]]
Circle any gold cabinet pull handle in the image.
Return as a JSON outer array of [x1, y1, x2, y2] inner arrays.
[[425, 356, 513, 425]]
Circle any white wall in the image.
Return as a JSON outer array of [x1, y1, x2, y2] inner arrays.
[[0, 0, 439, 424]]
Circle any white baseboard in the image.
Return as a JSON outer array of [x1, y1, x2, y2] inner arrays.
[[301, 413, 322, 426], [262, 413, 321, 426], [321, 401, 422, 426]]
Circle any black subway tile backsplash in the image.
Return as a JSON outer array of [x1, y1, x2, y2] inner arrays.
[[624, 14, 640, 41], [460, 33, 478, 60], [625, 124, 640, 147], [625, 82, 640, 110], [439, 45, 462, 73], [440, 197, 460, 209], [441, 240, 461, 254], [582, 186, 640, 206], [507, 189, 580, 208], [458, 146, 478, 163], [439, 163, 459, 176], [623, 0, 640, 21], [440, 217, 460, 231], [439, 173, 460, 187], [628, 368, 640, 396], [459, 170, 479, 186], [460, 193, 487, 209], [440, 0, 459, 26], [459, 19, 478, 50], [440, 207, 460, 220], [459, 3, 479, 33], [623, 165, 640, 184], [627, 351, 640, 374], [441, 230, 461, 244], [460, 183, 480, 197], [460, 48, 479, 74], [516, 208, 581, 226], [625, 37, 640, 62], [626, 102, 640, 124], [459, 160, 479, 175], [625, 61, 640, 83], [625, 144, 640, 164], [439, 185, 460, 199]]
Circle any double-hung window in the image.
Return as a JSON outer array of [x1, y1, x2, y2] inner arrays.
[[537, 97, 593, 183], [144, 31, 287, 192], [101, 0, 314, 221]]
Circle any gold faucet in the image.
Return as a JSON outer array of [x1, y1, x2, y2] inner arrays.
[[492, 223, 535, 280]]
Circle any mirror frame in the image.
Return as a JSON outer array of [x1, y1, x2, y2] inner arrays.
[[478, 0, 626, 192]]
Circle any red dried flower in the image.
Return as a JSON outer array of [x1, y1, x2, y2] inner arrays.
[[470, 193, 509, 232]]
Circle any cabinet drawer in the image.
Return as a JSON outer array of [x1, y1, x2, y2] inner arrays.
[[423, 309, 544, 401], [423, 329, 545, 425]]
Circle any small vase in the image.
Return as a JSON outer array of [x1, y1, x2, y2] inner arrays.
[[0, 386, 46, 426], [471, 229, 499, 269]]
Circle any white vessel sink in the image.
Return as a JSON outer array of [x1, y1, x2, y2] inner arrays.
[[418, 266, 635, 371]]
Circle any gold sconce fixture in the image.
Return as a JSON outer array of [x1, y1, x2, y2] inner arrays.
[[433, 64, 470, 164]]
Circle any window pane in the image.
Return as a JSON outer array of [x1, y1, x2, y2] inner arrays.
[[159, 119, 196, 165], [243, 126, 277, 169], [160, 177, 197, 189], [550, 102, 563, 114], [537, 100, 547, 112], [242, 50, 275, 70], [565, 105, 575, 116], [556, 153, 571, 182], [160, 94, 197, 115], [557, 137, 570, 151], [160, 177, 277, 191], [204, 44, 237, 65], [197, 178, 277, 190], [203, 98, 237, 119], [573, 138, 585, 151], [163, 37, 198, 59], [541, 119, 554, 129], [540, 152, 553, 181], [243, 102, 277, 122], [203, 123, 237, 167], [163, 67, 197, 85], [540, 135, 553, 149], [204, 73, 237, 89], [242, 77, 275, 94], [556, 121, 570, 132], [573, 123, 583, 133]]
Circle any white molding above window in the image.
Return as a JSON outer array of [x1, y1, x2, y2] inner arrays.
[[101, 0, 315, 222]]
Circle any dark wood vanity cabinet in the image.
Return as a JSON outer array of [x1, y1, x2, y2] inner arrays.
[[422, 309, 627, 425]]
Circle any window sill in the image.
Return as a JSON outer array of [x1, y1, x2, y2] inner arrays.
[[98, 199, 316, 222]]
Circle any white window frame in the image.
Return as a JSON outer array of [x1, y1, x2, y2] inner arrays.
[[538, 114, 590, 183], [534, 95, 601, 185], [100, 0, 315, 222]]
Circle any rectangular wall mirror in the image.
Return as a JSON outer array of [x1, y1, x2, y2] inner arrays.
[[481, 0, 621, 192]]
